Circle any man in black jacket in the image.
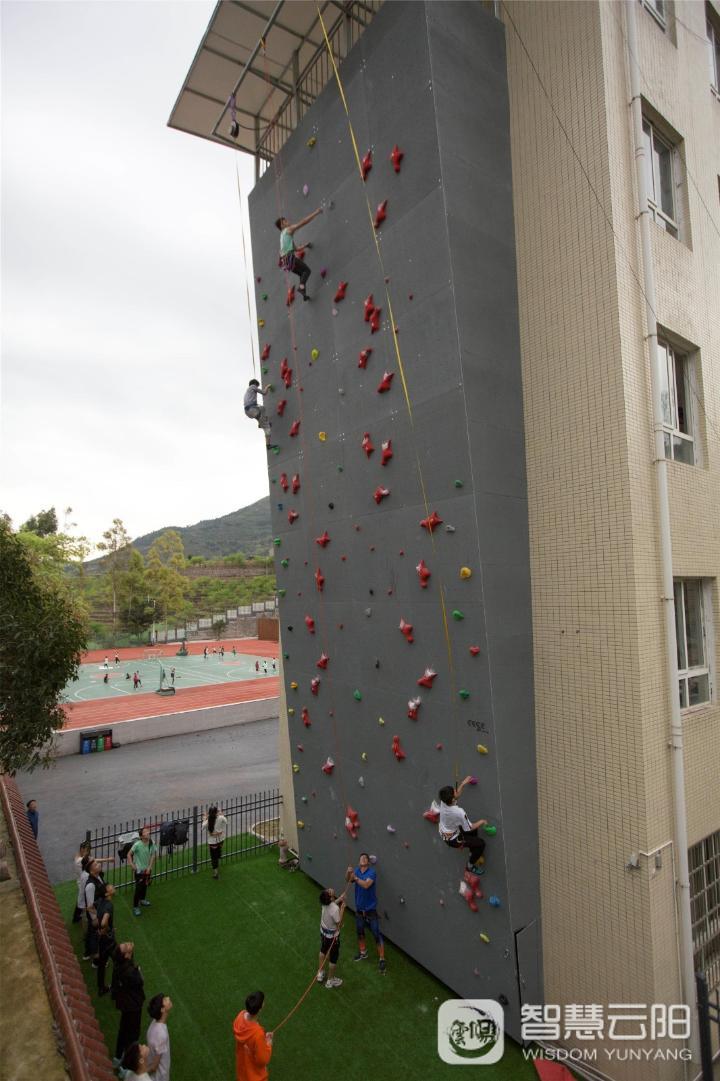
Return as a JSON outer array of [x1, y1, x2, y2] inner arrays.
[[96, 884, 116, 996], [111, 941, 145, 1067]]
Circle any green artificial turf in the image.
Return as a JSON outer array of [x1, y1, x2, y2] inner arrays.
[[55, 851, 538, 1081]]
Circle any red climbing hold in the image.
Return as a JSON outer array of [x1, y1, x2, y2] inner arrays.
[[288, 510, 299, 524], [286, 286, 295, 307], [373, 200, 388, 228], [345, 806, 360, 839], [361, 433, 375, 457], [370, 307, 382, 334], [407, 696, 422, 720], [381, 439, 393, 466], [361, 149, 373, 180], [392, 735, 406, 761], [316, 652, 329, 669], [261, 344, 270, 361], [334, 281, 348, 303], [311, 676, 321, 696], [460, 870, 484, 912], [373, 486, 390, 504], [292, 474, 300, 494], [417, 668, 437, 689], [322, 756, 335, 775], [399, 618, 414, 644], [469, 646, 481, 656], [364, 295, 375, 322], [277, 399, 287, 416], [301, 707, 311, 728], [390, 144, 404, 173], [315, 531, 331, 548], [279, 473, 289, 492], [377, 371, 394, 393], [420, 510, 443, 532], [416, 558, 431, 588], [283, 368, 293, 388], [289, 420, 300, 437], [423, 804, 440, 823], [314, 568, 325, 592], [304, 615, 316, 635], [358, 348, 372, 369]]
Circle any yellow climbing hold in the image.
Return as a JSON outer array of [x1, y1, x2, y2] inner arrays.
[[460, 567, 472, 579], [258, 318, 265, 328], [318, 432, 327, 442], [307, 136, 316, 148], [480, 933, 490, 944], [292, 764, 300, 773], [476, 744, 488, 755], [378, 716, 386, 726], [297, 819, 305, 828], [311, 348, 320, 361], [288, 707, 295, 716], [361, 752, 368, 761], [290, 681, 298, 690]]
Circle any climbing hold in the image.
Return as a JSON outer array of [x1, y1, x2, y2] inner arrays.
[[390, 144, 404, 173], [407, 696, 422, 720], [322, 756, 335, 775], [377, 371, 394, 393], [288, 510, 299, 524], [417, 667, 437, 689], [316, 652, 329, 668], [279, 473, 289, 492], [452, 610, 465, 621], [361, 149, 373, 180], [332, 309, 339, 318], [311, 348, 320, 361], [277, 399, 287, 416], [373, 486, 390, 504], [311, 677, 320, 695], [477, 744, 489, 755], [439, 899, 445, 907], [364, 607, 372, 617], [436, 743, 443, 750], [479, 933, 491, 944], [460, 870, 484, 912], [261, 344, 270, 360], [281, 559, 289, 569], [358, 776, 365, 787], [378, 716, 386, 726], [261, 292, 268, 300], [362, 432, 375, 457], [297, 820, 305, 829], [291, 473, 300, 494], [301, 707, 311, 727], [353, 689, 362, 701], [445, 524, 456, 534], [399, 618, 414, 643], [333, 281, 348, 302], [454, 479, 463, 488], [364, 294, 375, 321], [274, 537, 282, 547], [361, 751, 368, 762], [420, 511, 443, 532], [301, 795, 308, 804], [381, 439, 393, 466], [280, 358, 293, 388], [286, 286, 295, 307], [386, 824, 396, 834], [258, 318, 265, 328], [459, 690, 470, 699], [297, 744, 304, 752], [488, 896, 501, 907], [423, 801, 440, 823], [277, 588, 286, 598], [399, 897, 405, 905], [370, 307, 382, 334], [290, 681, 298, 690], [304, 615, 316, 634], [373, 200, 388, 228], [328, 502, 334, 510], [302, 183, 309, 196], [469, 646, 481, 656], [320, 267, 327, 278], [314, 568, 325, 592], [307, 136, 316, 148], [392, 735, 406, 761], [483, 824, 497, 836], [416, 559, 431, 588], [345, 806, 360, 839], [460, 567, 472, 579], [318, 431, 327, 442], [468, 776, 478, 785], [288, 707, 295, 716], [358, 348, 372, 369], [292, 764, 300, 773]]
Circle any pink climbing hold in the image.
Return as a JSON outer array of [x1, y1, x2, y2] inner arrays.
[[407, 696, 421, 720], [373, 486, 390, 504], [304, 615, 316, 635], [377, 371, 394, 393], [362, 433, 375, 457], [316, 652, 329, 669], [364, 295, 375, 322], [314, 568, 325, 592], [279, 473, 289, 492], [315, 531, 331, 548], [345, 806, 360, 839], [416, 558, 431, 588], [261, 344, 270, 360], [381, 439, 393, 466], [358, 348, 372, 369], [370, 307, 381, 334], [301, 707, 311, 728], [322, 756, 335, 775], [420, 510, 443, 532], [469, 645, 481, 656], [289, 420, 300, 437], [392, 735, 406, 761], [292, 474, 300, 494], [399, 618, 414, 644], [286, 286, 295, 307], [320, 267, 327, 279], [417, 667, 437, 689], [277, 399, 287, 416], [288, 510, 299, 524], [334, 281, 348, 302], [311, 676, 321, 696], [390, 144, 404, 173], [361, 149, 373, 181], [373, 200, 388, 228]]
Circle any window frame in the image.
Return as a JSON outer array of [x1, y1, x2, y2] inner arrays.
[[690, 830, 720, 993], [657, 339, 695, 465], [674, 579, 711, 712], [642, 117, 680, 237], [708, 13, 720, 98], [641, 0, 667, 30]]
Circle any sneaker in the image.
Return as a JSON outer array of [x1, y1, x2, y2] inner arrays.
[[378, 959, 387, 974], [326, 977, 343, 988], [111, 1058, 123, 1069], [466, 861, 485, 875], [82, 954, 91, 961], [91, 961, 99, 969], [316, 971, 326, 983], [133, 907, 141, 916], [139, 899, 151, 907], [353, 951, 369, 962]]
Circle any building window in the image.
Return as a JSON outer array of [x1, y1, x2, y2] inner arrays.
[[642, 0, 667, 28], [658, 340, 695, 464], [690, 830, 720, 992], [674, 579, 711, 709], [643, 118, 679, 236], [708, 12, 720, 96]]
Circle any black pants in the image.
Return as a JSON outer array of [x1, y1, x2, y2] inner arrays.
[[209, 842, 223, 870], [72, 905, 83, 924], [284, 253, 311, 288], [447, 829, 486, 865], [133, 872, 149, 908], [97, 937, 115, 992], [115, 1008, 142, 1060]]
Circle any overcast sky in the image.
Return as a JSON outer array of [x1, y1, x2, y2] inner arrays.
[[1, 0, 267, 551]]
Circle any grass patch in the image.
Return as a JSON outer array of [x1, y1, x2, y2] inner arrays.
[[55, 852, 536, 1080]]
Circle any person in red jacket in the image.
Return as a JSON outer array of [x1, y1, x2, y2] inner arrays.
[[233, 991, 273, 1081]]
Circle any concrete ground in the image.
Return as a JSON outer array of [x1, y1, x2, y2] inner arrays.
[[17, 717, 279, 884]]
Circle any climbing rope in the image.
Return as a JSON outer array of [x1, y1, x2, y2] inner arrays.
[[235, 157, 258, 377]]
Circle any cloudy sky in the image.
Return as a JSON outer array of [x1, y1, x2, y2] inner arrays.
[[1, 0, 266, 551]]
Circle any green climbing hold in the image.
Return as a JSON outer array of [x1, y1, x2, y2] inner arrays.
[[262, 293, 268, 300], [353, 689, 362, 701], [281, 559, 289, 568], [452, 610, 465, 621], [278, 588, 286, 597], [274, 538, 282, 546], [459, 689, 470, 699], [283, 653, 290, 660], [262, 366, 268, 374], [337, 466, 343, 473], [454, 479, 463, 488], [483, 824, 497, 836]]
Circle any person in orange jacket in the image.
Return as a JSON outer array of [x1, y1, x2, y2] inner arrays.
[[233, 991, 273, 1081]]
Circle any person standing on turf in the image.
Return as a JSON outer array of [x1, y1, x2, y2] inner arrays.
[[316, 886, 346, 989], [129, 827, 156, 917], [84, 858, 107, 961], [120, 1042, 152, 1081], [96, 884, 117, 995], [146, 993, 173, 1081], [233, 991, 273, 1081], [111, 942, 146, 1068], [201, 804, 228, 880], [348, 853, 386, 973]]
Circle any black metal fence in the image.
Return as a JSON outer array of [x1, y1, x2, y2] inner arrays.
[[85, 789, 282, 890], [696, 971, 720, 1081]]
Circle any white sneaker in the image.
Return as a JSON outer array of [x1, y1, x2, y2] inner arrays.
[[326, 977, 343, 988], [316, 971, 326, 983]]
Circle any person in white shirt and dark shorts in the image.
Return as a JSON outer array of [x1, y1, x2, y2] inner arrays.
[[317, 887, 346, 989], [438, 776, 488, 874], [201, 805, 228, 880]]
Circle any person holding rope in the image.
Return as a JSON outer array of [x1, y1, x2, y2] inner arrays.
[[437, 776, 488, 874], [275, 207, 323, 300], [347, 853, 386, 973], [316, 885, 347, 988], [233, 990, 273, 1081]]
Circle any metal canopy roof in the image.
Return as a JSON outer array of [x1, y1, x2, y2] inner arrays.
[[168, 1, 382, 173]]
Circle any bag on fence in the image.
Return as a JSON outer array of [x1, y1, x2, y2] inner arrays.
[[118, 841, 134, 864]]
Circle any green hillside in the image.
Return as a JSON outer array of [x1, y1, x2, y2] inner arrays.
[[131, 496, 272, 560]]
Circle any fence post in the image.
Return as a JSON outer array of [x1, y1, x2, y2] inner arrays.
[[696, 971, 714, 1081], [192, 806, 198, 874]]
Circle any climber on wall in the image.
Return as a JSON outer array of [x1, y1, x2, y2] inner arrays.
[[275, 207, 323, 300], [244, 379, 273, 443], [437, 776, 488, 875]]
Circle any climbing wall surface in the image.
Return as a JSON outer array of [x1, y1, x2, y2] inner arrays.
[[248, 0, 540, 1039]]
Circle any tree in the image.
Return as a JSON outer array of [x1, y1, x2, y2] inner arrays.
[[20, 507, 58, 536], [97, 519, 132, 644], [0, 520, 87, 774], [146, 531, 188, 638], [117, 549, 154, 635]]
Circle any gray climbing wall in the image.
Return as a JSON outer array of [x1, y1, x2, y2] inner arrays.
[[248, 0, 540, 1040]]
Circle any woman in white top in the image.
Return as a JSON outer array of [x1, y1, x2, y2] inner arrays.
[[201, 805, 228, 880], [317, 886, 347, 988], [438, 776, 488, 873]]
